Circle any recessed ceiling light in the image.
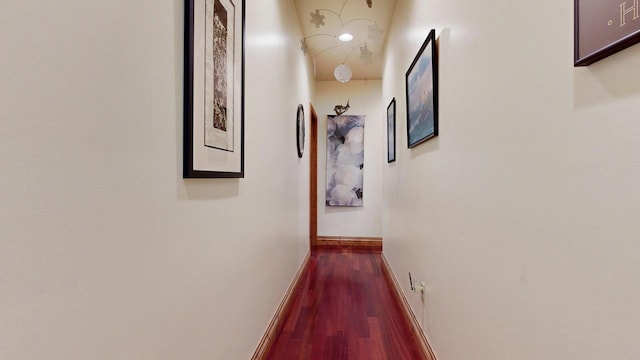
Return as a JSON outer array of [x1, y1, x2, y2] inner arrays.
[[338, 33, 354, 42]]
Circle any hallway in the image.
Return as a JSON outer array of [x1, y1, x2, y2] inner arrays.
[[264, 249, 428, 360]]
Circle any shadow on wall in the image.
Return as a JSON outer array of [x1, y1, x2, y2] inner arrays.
[[323, 205, 365, 214], [573, 45, 640, 109], [409, 137, 440, 159], [179, 179, 240, 200]]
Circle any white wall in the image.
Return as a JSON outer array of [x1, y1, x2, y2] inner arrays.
[[314, 80, 384, 238], [383, 1, 640, 359], [0, 0, 312, 359]]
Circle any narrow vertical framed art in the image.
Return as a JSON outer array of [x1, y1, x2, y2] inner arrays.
[[184, 0, 245, 178], [386, 98, 396, 163], [326, 115, 365, 207]]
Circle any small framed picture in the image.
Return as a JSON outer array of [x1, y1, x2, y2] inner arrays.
[[296, 104, 305, 158], [405, 29, 438, 148], [387, 98, 396, 163]]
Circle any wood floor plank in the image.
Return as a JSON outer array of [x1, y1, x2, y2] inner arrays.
[[263, 249, 427, 360]]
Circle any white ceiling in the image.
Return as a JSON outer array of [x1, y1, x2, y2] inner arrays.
[[293, 0, 397, 82]]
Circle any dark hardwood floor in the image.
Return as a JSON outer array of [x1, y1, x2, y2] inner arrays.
[[264, 249, 427, 360]]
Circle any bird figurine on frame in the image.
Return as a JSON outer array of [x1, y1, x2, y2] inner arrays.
[[334, 100, 350, 115]]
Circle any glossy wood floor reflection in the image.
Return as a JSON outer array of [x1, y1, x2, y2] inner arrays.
[[264, 249, 427, 360]]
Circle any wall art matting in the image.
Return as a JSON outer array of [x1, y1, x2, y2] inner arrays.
[[326, 115, 365, 207], [184, 0, 245, 178], [575, 0, 640, 66], [405, 29, 438, 148], [387, 98, 396, 163]]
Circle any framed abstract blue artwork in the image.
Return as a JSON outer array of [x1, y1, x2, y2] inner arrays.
[[405, 29, 438, 148]]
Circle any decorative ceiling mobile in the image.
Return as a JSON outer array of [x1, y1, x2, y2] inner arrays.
[[334, 64, 352, 83], [309, 9, 326, 28], [359, 43, 372, 64], [302, 0, 384, 82], [367, 23, 384, 42]]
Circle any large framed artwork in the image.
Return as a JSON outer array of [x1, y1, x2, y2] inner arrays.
[[575, 0, 640, 66], [387, 98, 396, 163], [326, 115, 365, 207], [406, 29, 438, 148], [184, 0, 245, 178]]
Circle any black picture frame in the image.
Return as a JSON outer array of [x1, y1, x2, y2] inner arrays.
[[386, 98, 396, 163], [296, 104, 305, 158], [405, 29, 438, 148], [575, 0, 640, 66], [184, 0, 245, 178]]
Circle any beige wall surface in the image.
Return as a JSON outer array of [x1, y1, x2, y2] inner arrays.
[[383, 0, 640, 359], [0, 0, 312, 359], [314, 80, 384, 238]]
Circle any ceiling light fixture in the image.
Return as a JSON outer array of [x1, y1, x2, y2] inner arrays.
[[338, 33, 354, 42]]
